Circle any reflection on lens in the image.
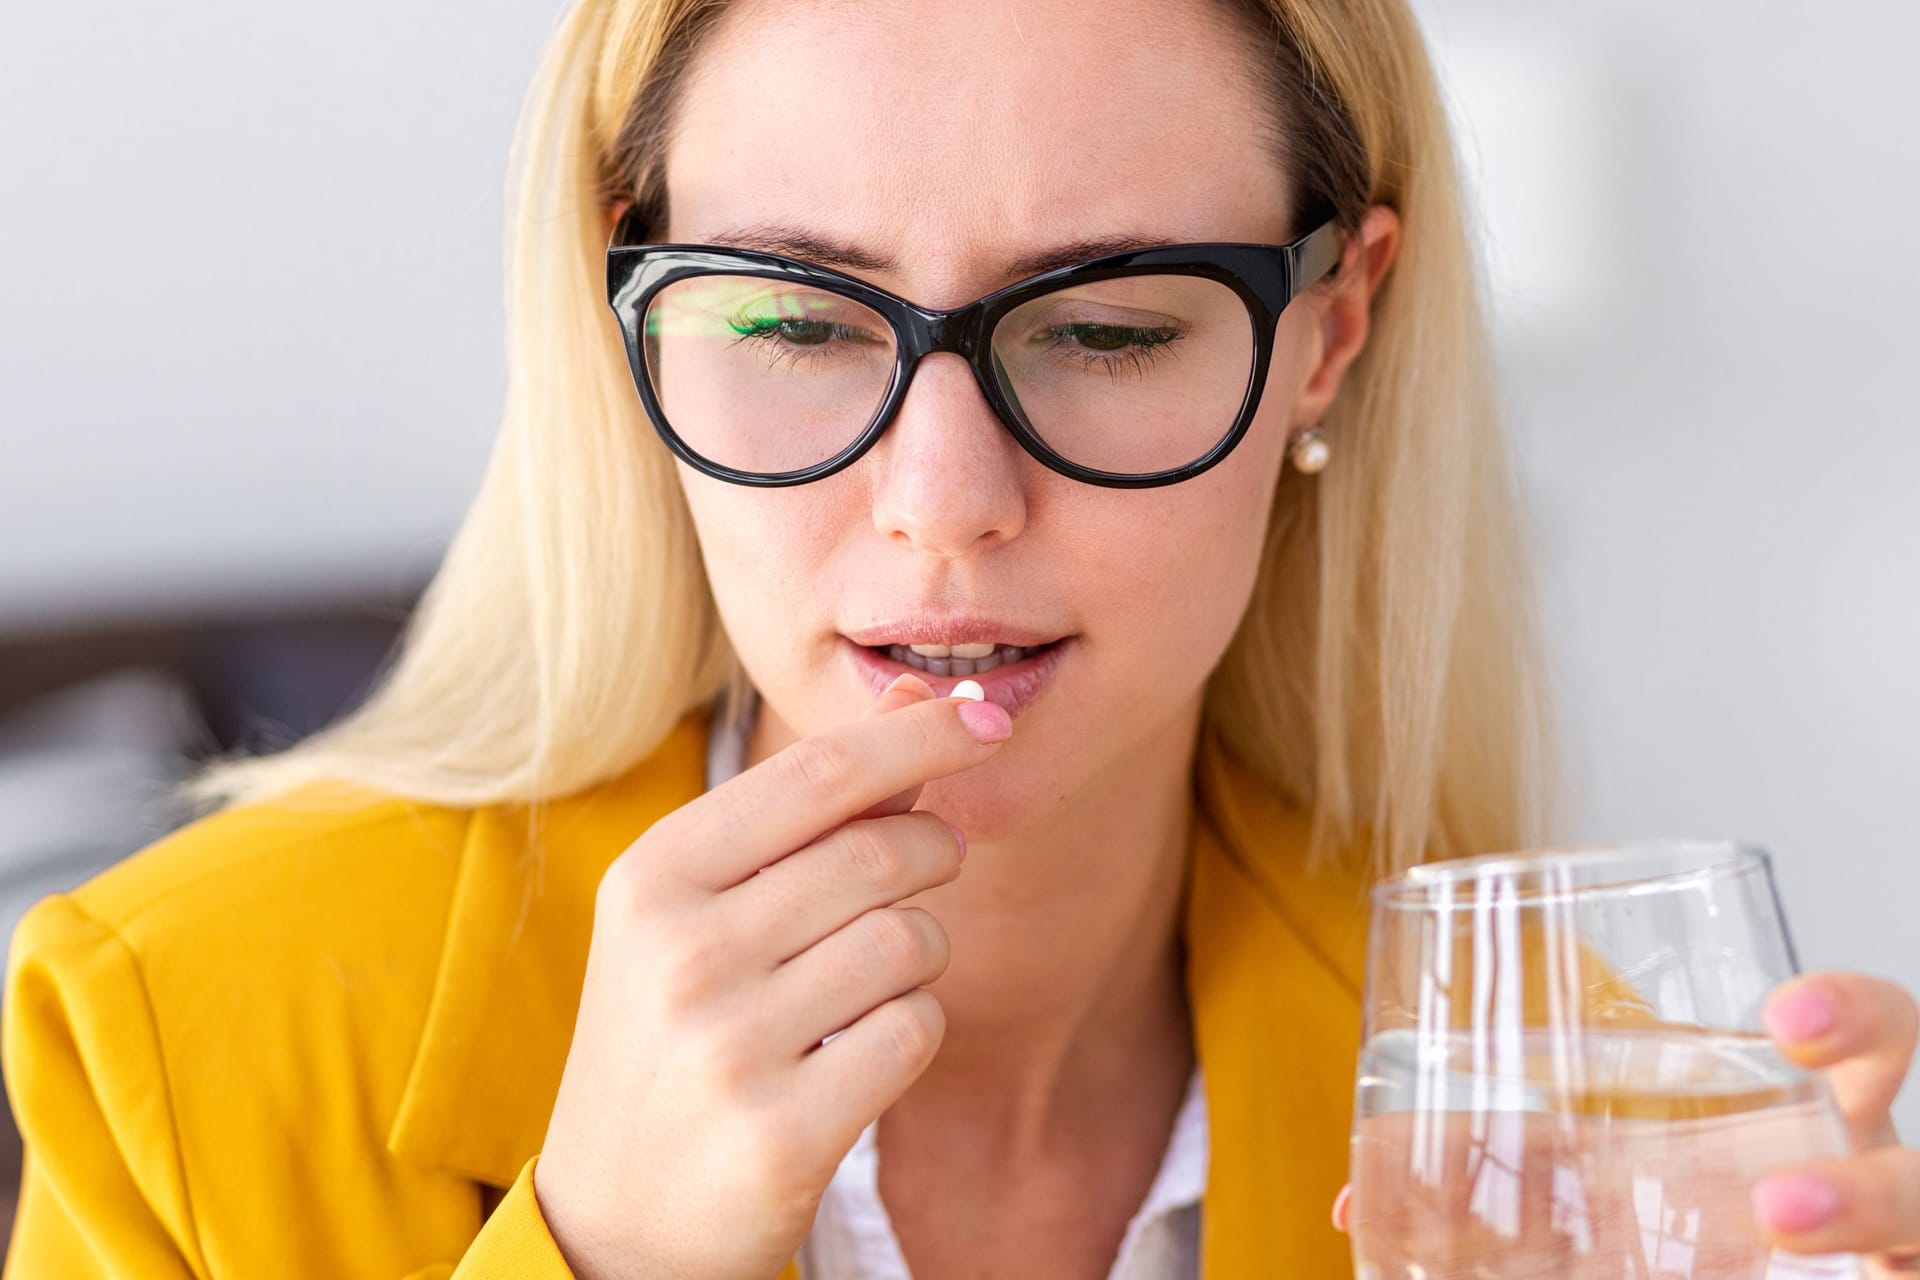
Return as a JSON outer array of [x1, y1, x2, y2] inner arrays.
[[989, 275, 1253, 475], [644, 275, 896, 475]]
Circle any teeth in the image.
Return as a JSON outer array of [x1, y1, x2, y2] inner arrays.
[[886, 642, 1044, 677], [908, 642, 996, 660]]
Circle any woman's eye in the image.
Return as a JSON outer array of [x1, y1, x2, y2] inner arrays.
[[730, 317, 835, 344], [1059, 323, 1158, 352], [1042, 323, 1185, 366], [727, 313, 888, 353]]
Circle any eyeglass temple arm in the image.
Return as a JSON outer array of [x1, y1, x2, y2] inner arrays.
[[1292, 220, 1346, 293]]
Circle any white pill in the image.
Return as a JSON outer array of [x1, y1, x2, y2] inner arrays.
[[951, 679, 986, 702]]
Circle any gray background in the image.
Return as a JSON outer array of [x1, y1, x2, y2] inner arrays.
[[1, 0, 1915, 1146]]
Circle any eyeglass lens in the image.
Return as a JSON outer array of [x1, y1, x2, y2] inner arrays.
[[641, 273, 1255, 477]]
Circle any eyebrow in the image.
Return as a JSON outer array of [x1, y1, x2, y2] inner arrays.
[[704, 223, 1181, 283]]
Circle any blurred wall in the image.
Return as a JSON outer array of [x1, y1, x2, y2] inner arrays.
[[1410, 0, 1920, 1137], [0, 0, 550, 625], [2, 0, 1916, 1136]]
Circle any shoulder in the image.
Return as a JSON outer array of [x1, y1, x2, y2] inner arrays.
[[3, 782, 476, 1131], [0, 713, 715, 1272], [17, 780, 473, 985], [0, 782, 485, 1265]]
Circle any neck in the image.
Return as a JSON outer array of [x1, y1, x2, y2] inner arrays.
[[746, 687, 1205, 1160]]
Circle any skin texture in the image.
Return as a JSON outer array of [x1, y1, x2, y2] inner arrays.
[[556, 0, 1920, 1275]]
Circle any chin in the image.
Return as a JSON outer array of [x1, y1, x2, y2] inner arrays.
[[909, 741, 1065, 844]]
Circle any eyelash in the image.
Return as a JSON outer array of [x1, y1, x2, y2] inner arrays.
[[726, 315, 873, 370], [726, 315, 1187, 379], [1039, 324, 1185, 378]]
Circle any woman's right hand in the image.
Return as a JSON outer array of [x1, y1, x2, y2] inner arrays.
[[532, 673, 1012, 1280]]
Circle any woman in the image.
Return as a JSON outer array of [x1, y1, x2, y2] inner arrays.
[[5, 0, 1915, 1276]]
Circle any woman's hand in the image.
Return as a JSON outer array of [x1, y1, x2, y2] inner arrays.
[[1331, 970, 1920, 1274], [533, 673, 1011, 1280], [1752, 971, 1920, 1272]]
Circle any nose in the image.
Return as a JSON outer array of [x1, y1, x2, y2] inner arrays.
[[868, 353, 1028, 557]]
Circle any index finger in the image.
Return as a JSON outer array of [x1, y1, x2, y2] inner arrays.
[[666, 690, 1011, 891], [849, 672, 939, 824]]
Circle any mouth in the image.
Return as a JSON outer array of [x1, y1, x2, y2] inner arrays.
[[841, 633, 1073, 718]]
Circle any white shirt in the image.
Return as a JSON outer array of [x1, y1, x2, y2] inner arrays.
[[704, 693, 1207, 1279]]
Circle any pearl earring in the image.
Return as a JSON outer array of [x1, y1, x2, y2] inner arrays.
[[1288, 427, 1331, 475]]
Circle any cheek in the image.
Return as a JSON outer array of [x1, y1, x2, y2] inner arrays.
[[1047, 440, 1279, 711], [679, 474, 841, 644], [1095, 472, 1275, 663], [1153, 354, 1304, 632], [1141, 359, 1289, 582]]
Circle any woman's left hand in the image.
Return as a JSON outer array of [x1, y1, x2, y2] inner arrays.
[[1752, 970, 1920, 1271], [1331, 969, 1920, 1272]]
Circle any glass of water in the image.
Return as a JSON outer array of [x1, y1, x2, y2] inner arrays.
[[1351, 840, 1859, 1279]]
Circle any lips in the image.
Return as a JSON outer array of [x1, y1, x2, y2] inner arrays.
[[843, 634, 1072, 718], [843, 618, 1070, 649]]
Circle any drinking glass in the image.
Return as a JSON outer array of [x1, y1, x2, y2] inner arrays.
[[1351, 840, 1859, 1279]]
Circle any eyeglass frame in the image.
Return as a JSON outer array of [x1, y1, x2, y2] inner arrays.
[[604, 206, 1345, 489]]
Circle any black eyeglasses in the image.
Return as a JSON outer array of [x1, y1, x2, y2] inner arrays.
[[605, 208, 1343, 489]]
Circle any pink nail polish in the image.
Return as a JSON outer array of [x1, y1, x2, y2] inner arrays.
[[1753, 1174, 1839, 1233], [943, 819, 968, 860], [1766, 987, 1836, 1043]]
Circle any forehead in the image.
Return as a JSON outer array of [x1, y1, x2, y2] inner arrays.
[[663, 0, 1291, 295]]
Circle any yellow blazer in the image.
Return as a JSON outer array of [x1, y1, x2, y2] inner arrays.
[[2, 708, 1372, 1278]]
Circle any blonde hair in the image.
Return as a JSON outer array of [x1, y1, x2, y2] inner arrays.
[[187, 0, 1552, 877]]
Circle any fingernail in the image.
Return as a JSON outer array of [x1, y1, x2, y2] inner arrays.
[[1331, 1183, 1352, 1232], [951, 679, 984, 701], [883, 672, 933, 699], [1753, 1173, 1839, 1233], [1766, 986, 1836, 1043], [957, 699, 1011, 743], [943, 818, 967, 860]]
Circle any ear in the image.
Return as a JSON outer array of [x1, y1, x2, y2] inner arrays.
[[604, 196, 636, 241], [1290, 203, 1402, 429]]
